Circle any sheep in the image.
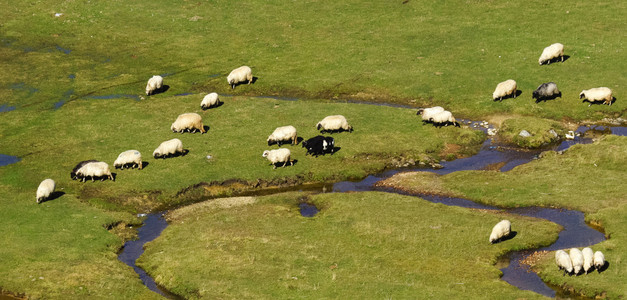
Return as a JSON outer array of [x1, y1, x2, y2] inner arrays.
[[171, 113, 206, 134], [580, 87, 613, 106], [267, 125, 298, 146], [302, 135, 335, 157], [582, 247, 594, 273], [417, 106, 445, 124], [153, 138, 185, 159], [489, 219, 511, 244], [538, 43, 564, 65], [36, 179, 55, 204], [493, 79, 517, 101], [430, 110, 460, 127], [262, 148, 292, 169], [593, 251, 605, 271], [145, 75, 164, 96], [200, 92, 221, 109], [76, 161, 114, 182], [227, 66, 253, 89], [113, 150, 142, 170], [555, 250, 573, 275], [570, 248, 584, 275], [70, 160, 98, 180], [316, 115, 353, 133], [532, 82, 561, 103]]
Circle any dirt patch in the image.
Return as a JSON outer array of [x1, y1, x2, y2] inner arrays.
[[374, 171, 463, 198], [167, 196, 257, 222]]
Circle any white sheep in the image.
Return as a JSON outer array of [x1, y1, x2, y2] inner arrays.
[[316, 115, 353, 133], [76, 161, 114, 182], [267, 125, 298, 146], [153, 138, 185, 159], [580, 87, 613, 106], [36, 178, 56, 204], [430, 110, 459, 127], [145, 75, 164, 96], [417, 106, 445, 123], [555, 250, 573, 275], [171, 113, 206, 134], [227, 66, 253, 89], [538, 43, 565, 65], [593, 251, 605, 271], [262, 148, 292, 169], [569, 248, 584, 275], [582, 247, 594, 273], [113, 150, 142, 170], [492, 79, 517, 101], [489, 219, 511, 244], [200, 92, 221, 109]]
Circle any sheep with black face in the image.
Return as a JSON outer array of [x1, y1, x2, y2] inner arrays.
[[302, 135, 335, 157]]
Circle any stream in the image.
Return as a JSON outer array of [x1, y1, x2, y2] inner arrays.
[[119, 124, 624, 299]]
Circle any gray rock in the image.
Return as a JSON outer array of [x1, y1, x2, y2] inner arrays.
[[519, 130, 532, 138]]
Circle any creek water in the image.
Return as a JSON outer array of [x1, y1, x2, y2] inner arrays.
[[119, 124, 624, 299], [0, 154, 21, 167]]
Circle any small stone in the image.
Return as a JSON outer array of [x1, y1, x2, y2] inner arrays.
[[519, 130, 532, 138]]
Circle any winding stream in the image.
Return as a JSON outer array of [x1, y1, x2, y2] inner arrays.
[[119, 124, 624, 299]]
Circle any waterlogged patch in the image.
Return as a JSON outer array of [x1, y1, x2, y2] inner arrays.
[[0, 104, 16, 113], [299, 202, 319, 217], [0, 154, 21, 167]]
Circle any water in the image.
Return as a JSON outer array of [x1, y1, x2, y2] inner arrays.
[[0, 104, 16, 113], [299, 203, 320, 217], [0, 155, 21, 167], [117, 213, 178, 298]]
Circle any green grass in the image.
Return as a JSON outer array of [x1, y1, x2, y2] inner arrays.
[[497, 116, 567, 148], [138, 192, 560, 299], [378, 135, 627, 298]]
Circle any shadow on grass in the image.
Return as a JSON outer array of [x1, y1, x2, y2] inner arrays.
[[151, 85, 170, 96], [201, 101, 224, 110], [39, 191, 65, 204], [597, 261, 610, 273], [154, 149, 189, 159], [542, 55, 571, 65], [231, 76, 258, 89], [534, 93, 562, 103], [494, 231, 518, 244]]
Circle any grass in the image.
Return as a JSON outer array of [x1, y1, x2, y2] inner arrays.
[[378, 135, 627, 298], [497, 116, 567, 148], [138, 191, 560, 299]]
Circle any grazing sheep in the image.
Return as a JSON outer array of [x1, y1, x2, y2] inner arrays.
[[262, 148, 292, 169], [316, 115, 353, 133], [70, 160, 98, 180], [570, 248, 584, 275], [538, 43, 565, 65], [555, 250, 574, 275], [153, 138, 185, 159], [267, 125, 298, 146], [171, 113, 206, 134], [582, 247, 594, 273], [36, 179, 55, 204], [489, 219, 511, 244], [493, 79, 517, 101], [113, 150, 143, 170], [532, 82, 561, 103], [200, 92, 221, 109], [76, 161, 114, 182], [594, 251, 605, 271], [580, 87, 613, 106], [417, 106, 445, 124], [227, 66, 253, 89], [430, 110, 460, 127], [302, 135, 335, 157], [145, 75, 164, 96]]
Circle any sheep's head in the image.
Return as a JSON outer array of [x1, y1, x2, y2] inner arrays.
[[579, 91, 586, 99], [262, 150, 270, 158], [416, 108, 425, 115]]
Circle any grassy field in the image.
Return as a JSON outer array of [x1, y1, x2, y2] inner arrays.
[[138, 192, 560, 299], [1, 0, 625, 298], [378, 135, 627, 298]]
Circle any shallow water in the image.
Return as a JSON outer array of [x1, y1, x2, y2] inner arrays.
[[0, 104, 16, 113], [0, 155, 21, 167]]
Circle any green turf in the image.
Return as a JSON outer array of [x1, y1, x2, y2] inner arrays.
[[378, 135, 627, 298], [138, 192, 560, 299]]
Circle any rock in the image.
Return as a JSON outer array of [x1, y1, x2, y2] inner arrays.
[[549, 129, 558, 138], [519, 130, 532, 138], [487, 128, 498, 136]]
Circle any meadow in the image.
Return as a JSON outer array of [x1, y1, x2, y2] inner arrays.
[[0, 0, 625, 298]]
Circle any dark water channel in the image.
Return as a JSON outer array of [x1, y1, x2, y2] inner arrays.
[[120, 124, 624, 299]]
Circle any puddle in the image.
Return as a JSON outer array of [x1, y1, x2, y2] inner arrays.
[[0, 155, 21, 167], [299, 203, 319, 217], [0, 104, 16, 113], [54, 89, 74, 110], [174, 93, 193, 96], [54, 45, 71, 55]]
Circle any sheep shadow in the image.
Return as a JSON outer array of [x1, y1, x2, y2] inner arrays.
[[296, 137, 304, 144], [597, 261, 609, 273], [534, 93, 562, 103], [151, 85, 170, 95], [141, 161, 149, 169], [494, 90, 522, 102], [39, 191, 65, 204], [330, 146, 341, 154], [201, 101, 224, 110], [267, 140, 300, 147], [543, 55, 571, 65], [231, 77, 258, 89], [271, 159, 297, 169], [583, 97, 616, 106], [154, 149, 189, 159], [493, 231, 518, 244]]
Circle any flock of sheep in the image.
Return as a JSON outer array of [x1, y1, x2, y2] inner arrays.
[[489, 219, 607, 276], [35, 44, 613, 280]]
